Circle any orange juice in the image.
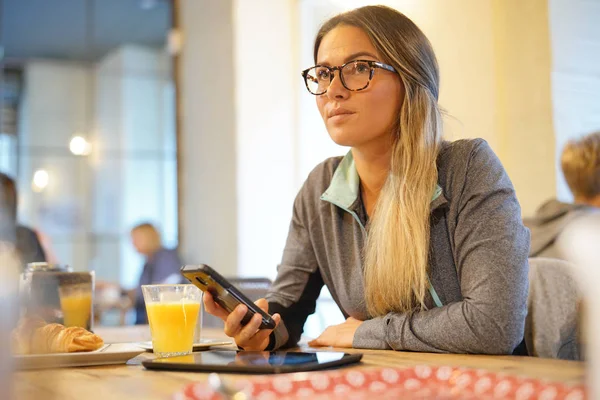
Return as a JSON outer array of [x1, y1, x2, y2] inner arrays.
[[146, 302, 200, 356], [60, 293, 92, 328]]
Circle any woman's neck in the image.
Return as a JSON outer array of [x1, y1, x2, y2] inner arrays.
[[352, 146, 392, 217]]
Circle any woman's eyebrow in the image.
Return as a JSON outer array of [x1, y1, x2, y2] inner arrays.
[[316, 51, 379, 66]]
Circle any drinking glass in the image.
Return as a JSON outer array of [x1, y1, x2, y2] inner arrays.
[[142, 284, 202, 358]]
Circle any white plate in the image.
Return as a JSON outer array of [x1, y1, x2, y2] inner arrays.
[[13, 343, 145, 370], [134, 339, 234, 352]]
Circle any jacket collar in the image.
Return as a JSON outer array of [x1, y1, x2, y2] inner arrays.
[[320, 150, 447, 212]]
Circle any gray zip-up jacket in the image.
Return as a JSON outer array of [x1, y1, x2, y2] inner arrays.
[[524, 199, 594, 259], [265, 138, 530, 354]]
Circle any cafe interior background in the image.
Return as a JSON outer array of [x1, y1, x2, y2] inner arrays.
[[0, 0, 598, 337]]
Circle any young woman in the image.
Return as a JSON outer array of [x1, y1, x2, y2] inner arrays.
[[204, 5, 529, 354]]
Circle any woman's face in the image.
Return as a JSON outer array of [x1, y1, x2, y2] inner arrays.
[[315, 25, 403, 152]]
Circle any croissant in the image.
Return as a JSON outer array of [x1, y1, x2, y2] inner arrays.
[[12, 317, 104, 354]]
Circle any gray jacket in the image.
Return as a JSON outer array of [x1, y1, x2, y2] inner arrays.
[[526, 257, 581, 360], [524, 199, 594, 259], [266, 139, 530, 354]]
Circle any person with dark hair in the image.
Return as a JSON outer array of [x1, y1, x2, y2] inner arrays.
[[203, 6, 530, 355], [0, 173, 46, 268]]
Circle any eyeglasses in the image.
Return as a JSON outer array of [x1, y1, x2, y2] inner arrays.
[[301, 59, 396, 95]]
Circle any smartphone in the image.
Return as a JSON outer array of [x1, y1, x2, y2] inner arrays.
[[180, 264, 276, 330]]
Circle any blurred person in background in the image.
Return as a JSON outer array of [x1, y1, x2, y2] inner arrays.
[[130, 222, 184, 324], [525, 131, 600, 259], [0, 173, 46, 269], [0, 175, 21, 399]]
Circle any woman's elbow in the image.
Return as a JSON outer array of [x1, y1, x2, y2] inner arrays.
[[477, 318, 525, 355], [467, 304, 526, 355], [481, 334, 522, 355]]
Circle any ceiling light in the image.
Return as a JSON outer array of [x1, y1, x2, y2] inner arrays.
[[69, 136, 92, 156], [32, 170, 49, 192]]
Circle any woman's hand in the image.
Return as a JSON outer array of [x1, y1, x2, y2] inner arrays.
[[308, 317, 363, 348], [203, 291, 281, 351]]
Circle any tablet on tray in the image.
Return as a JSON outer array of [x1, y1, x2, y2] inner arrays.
[[142, 350, 362, 374]]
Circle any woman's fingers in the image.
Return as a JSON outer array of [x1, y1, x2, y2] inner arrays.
[[245, 326, 273, 349], [223, 304, 248, 337], [254, 298, 268, 312], [237, 313, 282, 349], [235, 313, 263, 345], [206, 293, 283, 351], [236, 313, 281, 350], [307, 325, 332, 347], [202, 292, 229, 321]]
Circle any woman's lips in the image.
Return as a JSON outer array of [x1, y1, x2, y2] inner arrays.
[[327, 109, 356, 122]]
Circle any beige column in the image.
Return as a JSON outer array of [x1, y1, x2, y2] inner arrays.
[[177, 0, 238, 275], [492, 0, 556, 216]]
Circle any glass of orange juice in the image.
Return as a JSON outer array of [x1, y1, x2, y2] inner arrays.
[[58, 282, 93, 330], [142, 284, 202, 358]]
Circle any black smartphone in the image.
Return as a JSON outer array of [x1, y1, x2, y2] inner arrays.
[[180, 264, 276, 330]]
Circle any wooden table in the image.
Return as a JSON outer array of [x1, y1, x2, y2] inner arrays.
[[14, 325, 586, 400]]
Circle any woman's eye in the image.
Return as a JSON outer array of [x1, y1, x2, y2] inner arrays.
[[317, 69, 330, 80], [355, 62, 370, 73]]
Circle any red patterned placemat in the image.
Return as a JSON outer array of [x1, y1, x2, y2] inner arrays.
[[173, 365, 586, 400]]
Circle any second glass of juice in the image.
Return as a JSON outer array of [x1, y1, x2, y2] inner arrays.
[[142, 284, 202, 358], [58, 281, 94, 330]]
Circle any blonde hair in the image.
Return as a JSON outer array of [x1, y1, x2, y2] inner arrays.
[[315, 6, 443, 316], [561, 131, 600, 200], [131, 223, 162, 254]]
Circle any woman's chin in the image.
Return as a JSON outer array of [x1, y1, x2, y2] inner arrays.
[[327, 130, 360, 147]]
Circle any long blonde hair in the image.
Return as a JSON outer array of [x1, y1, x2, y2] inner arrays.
[[314, 6, 443, 316]]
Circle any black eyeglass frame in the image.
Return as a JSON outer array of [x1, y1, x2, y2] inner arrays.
[[301, 59, 397, 95]]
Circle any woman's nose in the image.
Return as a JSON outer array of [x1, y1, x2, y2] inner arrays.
[[326, 70, 349, 100]]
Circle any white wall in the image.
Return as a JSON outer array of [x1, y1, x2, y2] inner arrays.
[[234, 0, 299, 279], [549, 0, 600, 201]]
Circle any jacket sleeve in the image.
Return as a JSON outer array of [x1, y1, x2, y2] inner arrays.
[[353, 140, 530, 354], [265, 183, 324, 349]]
